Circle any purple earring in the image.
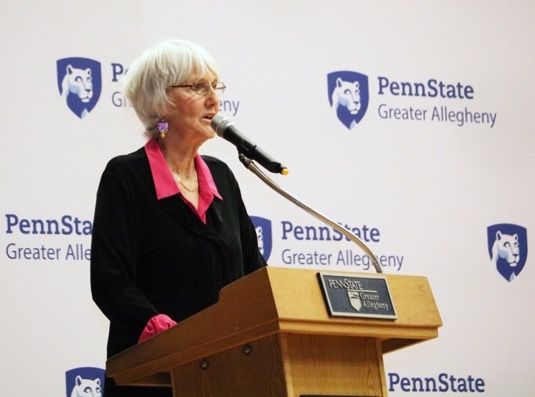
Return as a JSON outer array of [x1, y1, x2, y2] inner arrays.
[[157, 120, 169, 138]]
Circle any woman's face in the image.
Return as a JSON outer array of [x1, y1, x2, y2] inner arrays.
[[164, 72, 220, 142]]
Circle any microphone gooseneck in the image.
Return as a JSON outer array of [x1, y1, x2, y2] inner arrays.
[[237, 153, 383, 274]]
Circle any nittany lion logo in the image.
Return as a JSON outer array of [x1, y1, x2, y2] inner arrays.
[[347, 290, 362, 311], [487, 224, 528, 282], [327, 71, 369, 129], [66, 367, 104, 397], [250, 216, 272, 261], [57, 57, 102, 119]]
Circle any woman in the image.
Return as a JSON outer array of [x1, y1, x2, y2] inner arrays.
[[90, 39, 266, 397]]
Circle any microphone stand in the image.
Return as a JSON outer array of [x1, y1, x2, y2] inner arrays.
[[238, 153, 383, 274]]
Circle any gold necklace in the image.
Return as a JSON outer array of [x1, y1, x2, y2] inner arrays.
[[172, 172, 198, 192]]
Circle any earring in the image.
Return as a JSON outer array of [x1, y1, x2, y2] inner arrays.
[[157, 120, 169, 139]]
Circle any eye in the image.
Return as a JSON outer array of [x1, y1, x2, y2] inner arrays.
[[192, 81, 209, 94], [75, 76, 83, 83], [213, 81, 226, 94]]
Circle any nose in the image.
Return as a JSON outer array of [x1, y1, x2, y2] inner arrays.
[[205, 86, 219, 106]]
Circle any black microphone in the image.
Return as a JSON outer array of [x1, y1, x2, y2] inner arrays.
[[211, 114, 288, 175]]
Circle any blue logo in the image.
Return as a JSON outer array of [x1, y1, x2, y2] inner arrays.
[[57, 57, 102, 118], [251, 216, 272, 261], [66, 367, 104, 397], [327, 71, 369, 129], [487, 223, 528, 282]]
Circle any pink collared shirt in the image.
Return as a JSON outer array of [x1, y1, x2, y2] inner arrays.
[[139, 139, 223, 343], [144, 138, 222, 224]]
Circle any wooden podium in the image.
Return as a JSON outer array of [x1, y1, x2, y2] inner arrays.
[[107, 267, 442, 397]]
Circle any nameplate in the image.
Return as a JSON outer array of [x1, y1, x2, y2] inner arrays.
[[318, 272, 397, 320]]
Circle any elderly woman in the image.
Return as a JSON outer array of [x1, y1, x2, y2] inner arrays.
[[90, 39, 266, 397]]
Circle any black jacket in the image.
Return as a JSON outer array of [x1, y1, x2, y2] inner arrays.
[[90, 147, 265, 396]]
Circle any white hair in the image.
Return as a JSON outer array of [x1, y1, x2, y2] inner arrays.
[[122, 39, 219, 138]]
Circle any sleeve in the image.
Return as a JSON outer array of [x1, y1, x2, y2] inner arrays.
[[231, 170, 267, 274], [90, 166, 162, 339], [138, 314, 177, 343]]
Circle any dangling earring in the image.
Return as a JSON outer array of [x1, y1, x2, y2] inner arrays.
[[157, 120, 169, 139]]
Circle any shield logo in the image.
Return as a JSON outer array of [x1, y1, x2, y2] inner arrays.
[[65, 367, 104, 397], [250, 216, 272, 261], [347, 289, 362, 311], [487, 224, 528, 282], [57, 57, 102, 118], [327, 71, 369, 129]]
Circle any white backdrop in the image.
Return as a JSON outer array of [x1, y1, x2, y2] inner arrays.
[[1, 1, 534, 395]]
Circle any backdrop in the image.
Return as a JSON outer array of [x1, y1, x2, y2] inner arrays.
[[1, 1, 533, 395]]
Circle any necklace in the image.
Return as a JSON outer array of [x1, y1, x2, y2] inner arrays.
[[172, 172, 198, 192]]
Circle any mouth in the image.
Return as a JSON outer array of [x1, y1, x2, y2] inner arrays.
[[203, 113, 216, 121]]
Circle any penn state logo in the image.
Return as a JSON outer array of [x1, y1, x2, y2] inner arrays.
[[65, 367, 104, 397], [250, 216, 272, 261], [327, 71, 369, 129], [347, 290, 362, 312], [57, 57, 102, 119], [487, 224, 528, 282]]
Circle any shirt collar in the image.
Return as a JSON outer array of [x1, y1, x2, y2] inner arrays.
[[144, 138, 222, 202]]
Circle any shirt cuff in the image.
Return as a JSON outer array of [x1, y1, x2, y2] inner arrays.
[[138, 314, 177, 343]]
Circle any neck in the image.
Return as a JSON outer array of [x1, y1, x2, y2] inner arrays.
[[159, 135, 200, 178]]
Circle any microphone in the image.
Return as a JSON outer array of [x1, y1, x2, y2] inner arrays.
[[211, 114, 288, 175]]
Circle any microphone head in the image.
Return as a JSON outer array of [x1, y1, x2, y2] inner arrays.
[[211, 113, 233, 137]]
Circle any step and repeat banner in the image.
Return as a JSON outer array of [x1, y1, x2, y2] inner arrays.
[[1, 1, 533, 395]]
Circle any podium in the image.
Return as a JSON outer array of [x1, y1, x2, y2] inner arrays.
[[107, 267, 442, 396]]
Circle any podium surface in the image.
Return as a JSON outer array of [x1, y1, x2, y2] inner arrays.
[[107, 267, 442, 396]]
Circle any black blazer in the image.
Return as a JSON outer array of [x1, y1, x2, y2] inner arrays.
[[90, 147, 266, 361]]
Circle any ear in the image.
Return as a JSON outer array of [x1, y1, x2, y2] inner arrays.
[[67, 65, 74, 75], [75, 375, 83, 386], [336, 77, 343, 87], [86, 68, 92, 76], [496, 231, 502, 240], [95, 378, 101, 386], [513, 234, 518, 242]]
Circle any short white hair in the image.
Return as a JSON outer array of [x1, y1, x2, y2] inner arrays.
[[123, 39, 219, 138]]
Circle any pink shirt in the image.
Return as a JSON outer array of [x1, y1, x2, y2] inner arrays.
[[138, 139, 223, 343], [144, 138, 222, 223]]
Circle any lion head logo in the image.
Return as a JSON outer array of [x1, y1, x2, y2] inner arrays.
[[332, 78, 361, 115], [327, 71, 369, 129], [65, 367, 104, 397], [70, 376, 102, 397], [57, 57, 102, 119], [491, 231, 520, 266], [255, 225, 264, 255], [487, 224, 528, 282], [250, 216, 272, 261], [62, 65, 94, 103]]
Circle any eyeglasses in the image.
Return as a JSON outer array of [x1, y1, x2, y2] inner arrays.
[[171, 81, 226, 97]]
